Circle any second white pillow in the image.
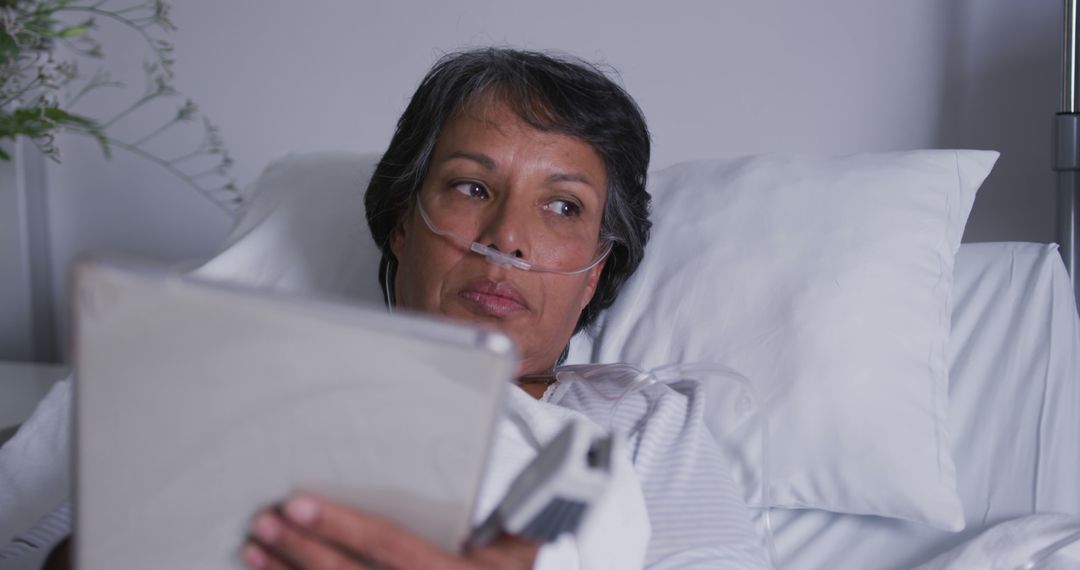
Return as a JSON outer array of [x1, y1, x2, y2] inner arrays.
[[569, 150, 999, 531]]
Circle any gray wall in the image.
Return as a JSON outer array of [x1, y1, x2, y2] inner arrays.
[[0, 148, 34, 361], [3, 0, 1064, 362], [1, 141, 54, 362], [938, 1, 1060, 243]]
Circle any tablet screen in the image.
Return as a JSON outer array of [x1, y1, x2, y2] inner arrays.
[[73, 259, 515, 569]]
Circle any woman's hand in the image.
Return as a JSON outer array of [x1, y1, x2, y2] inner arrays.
[[243, 494, 539, 570]]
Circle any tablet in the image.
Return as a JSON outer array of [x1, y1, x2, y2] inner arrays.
[[72, 258, 516, 569]]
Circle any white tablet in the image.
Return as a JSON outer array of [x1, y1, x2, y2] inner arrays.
[[72, 258, 517, 569]]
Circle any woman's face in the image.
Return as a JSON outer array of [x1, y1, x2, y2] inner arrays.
[[390, 101, 608, 375]]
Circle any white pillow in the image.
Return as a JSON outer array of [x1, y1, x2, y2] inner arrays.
[[567, 150, 998, 531], [195, 151, 385, 305]]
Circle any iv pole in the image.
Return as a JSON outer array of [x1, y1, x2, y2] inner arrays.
[[1055, 0, 1080, 307]]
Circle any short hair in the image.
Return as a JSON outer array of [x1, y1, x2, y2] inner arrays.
[[365, 48, 652, 335]]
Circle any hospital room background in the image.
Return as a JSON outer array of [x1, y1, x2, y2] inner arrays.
[[4, 0, 1080, 568], [0, 0, 1062, 365]]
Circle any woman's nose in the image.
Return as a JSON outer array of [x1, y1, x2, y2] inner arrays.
[[474, 199, 529, 259]]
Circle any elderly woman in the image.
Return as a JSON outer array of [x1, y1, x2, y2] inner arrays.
[[9, 49, 766, 570], [239, 50, 768, 569]]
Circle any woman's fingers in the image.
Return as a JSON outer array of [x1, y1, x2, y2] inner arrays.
[[467, 533, 541, 568], [244, 494, 539, 570], [261, 494, 459, 570], [285, 494, 462, 569], [245, 511, 369, 570], [242, 542, 292, 570]]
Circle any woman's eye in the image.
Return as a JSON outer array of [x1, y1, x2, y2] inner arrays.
[[452, 181, 488, 199], [545, 199, 581, 218]]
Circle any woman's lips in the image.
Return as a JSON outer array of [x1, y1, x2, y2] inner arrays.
[[458, 279, 529, 318]]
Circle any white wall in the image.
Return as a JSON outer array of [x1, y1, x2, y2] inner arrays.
[[30, 0, 1062, 360]]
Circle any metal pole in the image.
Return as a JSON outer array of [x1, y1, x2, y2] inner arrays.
[[1056, 0, 1080, 308], [1065, 0, 1079, 113]]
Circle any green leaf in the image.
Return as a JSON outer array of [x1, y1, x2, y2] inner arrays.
[[0, 106, 112, 160], [56, 24, 89, 38], [0, 146, 10, 161], [0, 108, 52, 138], [41, 107, 94, 127], [41, 107, 111, 158], [0, 29, 20, 64]]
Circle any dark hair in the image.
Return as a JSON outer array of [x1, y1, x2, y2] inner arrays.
[[365, 48, 651, 334]]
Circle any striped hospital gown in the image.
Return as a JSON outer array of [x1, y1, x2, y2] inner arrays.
[[546, 369, 772, 568]]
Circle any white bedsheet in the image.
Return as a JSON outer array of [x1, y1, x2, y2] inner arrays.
[[913, 514, 1080, 570], [762, 242, 1080, 569]]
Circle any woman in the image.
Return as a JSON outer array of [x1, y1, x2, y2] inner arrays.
[[15, 48, 764, 569], [240, 50, 768, 569]]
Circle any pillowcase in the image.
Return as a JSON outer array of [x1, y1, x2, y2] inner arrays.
[[567, 150, 999, 531], [195, 151, 385, 305]]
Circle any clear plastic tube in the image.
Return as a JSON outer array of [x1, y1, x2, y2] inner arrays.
[[552, 362, 781, 569], [416, 200, 613, 275]]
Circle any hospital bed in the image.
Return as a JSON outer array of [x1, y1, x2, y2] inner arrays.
[[188, 145, 1080, 568], [2, 151, 1078, 568]]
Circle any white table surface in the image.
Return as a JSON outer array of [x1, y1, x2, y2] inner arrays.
[[0, 361, 69, 440]]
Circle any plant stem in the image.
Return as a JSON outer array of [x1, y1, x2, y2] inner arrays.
[[59, 37, 101, 58], [131, 116, 176, 146], [190, 166, 224, 179], [54, 6, 165, 68], [0, 76, 45, 108], [166, 146, 207, 165], [112, 3, 150, 15], [67, 74, 111, 107], [71, 129, 237, 215], [100, 90, 155, 128]]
